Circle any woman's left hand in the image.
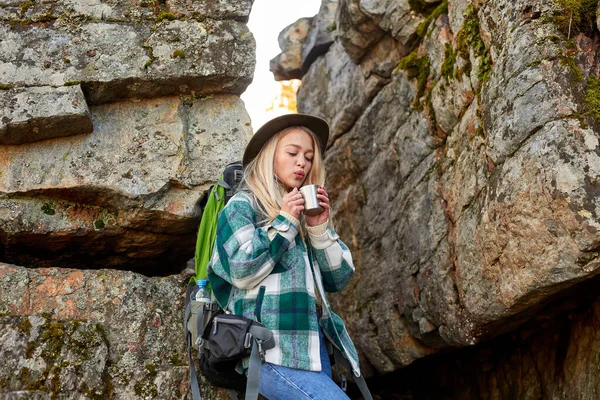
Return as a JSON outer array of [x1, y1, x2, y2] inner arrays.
[[305, 185, 330, 227]]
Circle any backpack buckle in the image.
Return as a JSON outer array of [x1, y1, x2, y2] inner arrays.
[[244, 333, 252, 349], [234, 169, 243, 183], [257, 340, 265, 362]]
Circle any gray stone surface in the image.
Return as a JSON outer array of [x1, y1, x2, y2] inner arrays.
[[336, 0, 386, 64], [0, 0, 252, 23], [297, 41, 382, 142], [482, 22, 577, 164], [0, 19, 255, 104], [166, 0, 252, 22], [0, 85, 92, 145], [269, 18, 312, 81], [0, 263, 229, 400], [0, 95, 250, 274], [301, 0, 338, 73], [359, 0, 424, 46], [293, 0, 600, 382], [271, 0, 409, 81], [479, 0, 558, 62]]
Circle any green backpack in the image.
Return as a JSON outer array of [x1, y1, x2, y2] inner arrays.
[[192, 161, 243, 283]]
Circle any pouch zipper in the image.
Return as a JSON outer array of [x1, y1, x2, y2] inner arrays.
[[212, 316, 249, 335]]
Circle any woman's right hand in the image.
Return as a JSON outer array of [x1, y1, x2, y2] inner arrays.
[[281, 187, 304, 219]]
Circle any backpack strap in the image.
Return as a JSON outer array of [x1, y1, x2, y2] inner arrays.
[[245, 338, 262, 400], [244, 286, 274, 400], [306, 247, 374, 400], [332, 347, 373, 400], [244, 324, 275, 400], [185, 281, 203, 400]]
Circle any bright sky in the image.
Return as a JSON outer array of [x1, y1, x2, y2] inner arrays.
[[241, 0, 322, 132]]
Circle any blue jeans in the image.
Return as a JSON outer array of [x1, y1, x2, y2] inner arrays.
[[259, 330, 350, 400]]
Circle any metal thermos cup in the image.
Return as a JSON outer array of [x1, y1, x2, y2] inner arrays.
[[299, 184, 324, 216]]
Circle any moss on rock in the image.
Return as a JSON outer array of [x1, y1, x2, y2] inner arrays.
[[5, 315, 113, 398], [585, 74, 600, 123], [18, 316, 32, 336], [396, 49, 431, 108], [554, 0, 597, 36], [416, 0, 448, 38], [441, 43, 457, 80], [156, 11, 176, 23], [172, 49, 186, 59], [455, 5, 492, 83]]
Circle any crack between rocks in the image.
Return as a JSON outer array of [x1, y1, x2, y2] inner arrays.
[[25, 266, 33, 315], [448, 113, 580, 227], [415, 231, 450, 271], [503, 55, 562, 86], [0, 15, 236, 25], [494, 113, 579, 168], [324, 75, 394, 147]]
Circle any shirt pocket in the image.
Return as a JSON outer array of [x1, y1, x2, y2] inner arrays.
[[271, 251, 292, 274]]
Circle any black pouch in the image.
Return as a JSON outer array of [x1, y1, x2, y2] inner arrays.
[[205, 314, 255, 361], [198, 313, 261, 391]]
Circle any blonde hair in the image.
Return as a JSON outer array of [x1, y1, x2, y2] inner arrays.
[[241, 126, 325, 226]]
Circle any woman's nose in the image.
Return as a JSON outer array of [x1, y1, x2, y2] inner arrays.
[[297, 158, 306, 167]]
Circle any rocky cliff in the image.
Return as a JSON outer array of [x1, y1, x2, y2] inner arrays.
[[273, 0, 600, 397], [1, 0, 252, 398], [3, 0, 600, 398]]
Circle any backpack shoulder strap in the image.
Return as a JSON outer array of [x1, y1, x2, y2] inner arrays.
[[194, 184, 226, 282], [185, 282, 203, 400], [195, 161, 243, 282]]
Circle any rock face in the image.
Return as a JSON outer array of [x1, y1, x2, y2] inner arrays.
[[0, 85, 93, 145], [0, 0, 253, 276], [0, 1, 254, 106], [0, 263, 227, 399], [0, 95, 250, 275], [364, 275, 600, 399], [272, 0, 600, 394], [1, 0, 253, 398], [269, 17, 313, 81]]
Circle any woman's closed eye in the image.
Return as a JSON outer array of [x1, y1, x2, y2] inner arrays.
[[287, 151, 313, 162]]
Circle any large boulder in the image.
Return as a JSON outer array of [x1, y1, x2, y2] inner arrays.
[[0, 0, 253, 398], [301, 0, 338, 74], [0, 0, 255, 144], [269, 17, 313, 81], [0, 263, 229, 399], [292, 0, 600, 382], [0, 95, 250, 276]]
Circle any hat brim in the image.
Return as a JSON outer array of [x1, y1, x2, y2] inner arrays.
[[243, 113, 329, 166]]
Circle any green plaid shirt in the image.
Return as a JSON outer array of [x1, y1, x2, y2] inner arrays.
[[208, 192, 361, 375]]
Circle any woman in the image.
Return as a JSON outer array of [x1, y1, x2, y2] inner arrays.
[[208, 113, 362, 399]]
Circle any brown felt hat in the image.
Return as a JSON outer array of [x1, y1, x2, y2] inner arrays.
[[243, 113, 329, 166]]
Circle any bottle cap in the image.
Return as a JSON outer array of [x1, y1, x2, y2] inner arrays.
[[197, 279, 207, 287]]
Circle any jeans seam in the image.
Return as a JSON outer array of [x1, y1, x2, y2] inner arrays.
[[265, 363, 315, 400]]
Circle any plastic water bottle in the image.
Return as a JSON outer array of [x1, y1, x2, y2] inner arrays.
[[194, 279, 211, 303]]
